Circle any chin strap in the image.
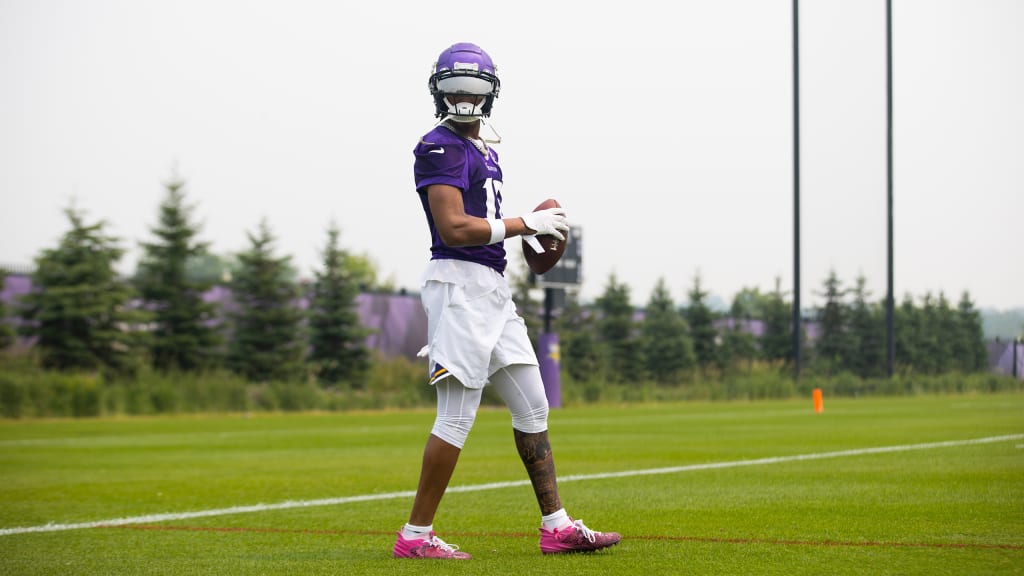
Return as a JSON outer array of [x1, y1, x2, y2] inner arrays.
[[436, 118, 502, 159], [479, 118, 502, 145], [435, 116, 502, 146]]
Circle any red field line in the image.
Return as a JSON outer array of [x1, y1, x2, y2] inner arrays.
[[106, 524, 1024, 551]]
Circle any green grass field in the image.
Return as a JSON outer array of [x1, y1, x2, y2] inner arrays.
[[1, 393, 1022, 575]]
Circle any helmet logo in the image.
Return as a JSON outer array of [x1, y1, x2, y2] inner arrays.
[[453, 62, 480, 72]]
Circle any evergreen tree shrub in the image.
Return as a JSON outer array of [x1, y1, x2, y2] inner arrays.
[[226, 220, 305, 382], [307, 224, 370, 387], [136, 177, 222, 372], [19, 207, 144, 376]]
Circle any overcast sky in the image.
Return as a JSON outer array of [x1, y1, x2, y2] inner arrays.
[[2, 0, 1021, 311]]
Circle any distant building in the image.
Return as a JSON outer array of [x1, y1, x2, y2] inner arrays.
[[987, 339, 1024, 380]]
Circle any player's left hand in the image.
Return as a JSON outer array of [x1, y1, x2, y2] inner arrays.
[[521, 208, 568, 240]]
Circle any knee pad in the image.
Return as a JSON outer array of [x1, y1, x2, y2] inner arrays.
[[431, 411, 476, 449], [430, 381, 481, 449], [493, 365, 549, 434], [510, 400, 548, 434]]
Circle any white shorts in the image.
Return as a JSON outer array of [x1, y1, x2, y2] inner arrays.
[[418, 259, 537, 389]]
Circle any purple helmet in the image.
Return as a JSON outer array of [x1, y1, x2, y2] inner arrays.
[[428, 42, 500, 121]]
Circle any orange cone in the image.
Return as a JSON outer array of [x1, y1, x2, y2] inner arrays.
[[813, 388, 824, 414]]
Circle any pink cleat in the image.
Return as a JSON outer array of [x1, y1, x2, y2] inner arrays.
[[540, 518, 621, 554], [393, 531, 472, 559]]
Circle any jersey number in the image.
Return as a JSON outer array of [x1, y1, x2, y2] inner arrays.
[[485, 178, 503, 220]]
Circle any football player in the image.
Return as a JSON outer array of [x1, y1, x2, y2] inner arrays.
[[392, 42, 621, 560]]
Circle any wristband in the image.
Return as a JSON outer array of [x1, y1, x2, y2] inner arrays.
[[487, 218, 506, 245]]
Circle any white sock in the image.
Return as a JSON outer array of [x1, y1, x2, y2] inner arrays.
[[402, 523, 432, 540], [541, 508, 572, 531]]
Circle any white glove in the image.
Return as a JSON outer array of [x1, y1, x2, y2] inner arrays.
[[521, 207, 568, 241]]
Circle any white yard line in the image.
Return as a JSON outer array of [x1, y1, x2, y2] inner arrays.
[[2, 434, 1021, 537]]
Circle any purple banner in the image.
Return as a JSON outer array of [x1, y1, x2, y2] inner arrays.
[[538, 332, 561, 409]]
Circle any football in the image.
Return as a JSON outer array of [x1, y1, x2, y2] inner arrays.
[[522, 198, 569, 275]]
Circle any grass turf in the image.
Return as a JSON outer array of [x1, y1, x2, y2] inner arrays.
[[0, 393, 1022, 575]]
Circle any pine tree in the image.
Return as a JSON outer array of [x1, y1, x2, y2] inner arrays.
[[135, 178, 221, 372], [556, 292, 605, 384], [847, 275, 885, 378], [954, 291, 989, 372], [595, 273, 641, 383], [719, 290, 758, 375], [895, 293, 921, 370], [641, 278, 694, 385], [683, 273, 717, 371], [931, 293, 957, 374], [308, 224, 370, 387], [916, 293, 950, 374], [19, 207, 143, 374], [227, 220, 305, 382], [0, 269, 14, 349], [813, 270, 852, 374], [760, 277, 793, 363]]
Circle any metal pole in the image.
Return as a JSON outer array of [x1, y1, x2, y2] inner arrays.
[[1014, 337, 1019, 380], [543, 287, 553, 334], [886, 0, 896, 377], [792, 0, 802, 380]]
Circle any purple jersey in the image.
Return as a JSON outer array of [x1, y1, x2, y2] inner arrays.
[[414, 125, 506, 273]]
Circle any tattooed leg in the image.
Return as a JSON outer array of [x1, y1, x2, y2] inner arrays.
[[514, 429, 563, 515]]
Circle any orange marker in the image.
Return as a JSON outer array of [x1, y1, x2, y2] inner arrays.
[[813, 388, 824, 414]]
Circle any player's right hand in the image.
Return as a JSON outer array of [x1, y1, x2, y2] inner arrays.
[[521, 207, 568, 241]]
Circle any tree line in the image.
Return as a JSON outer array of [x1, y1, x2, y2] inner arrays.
[[523, 269, 991, 388], [0, 177, 1000, 398], [7, 178, 370, 389]]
